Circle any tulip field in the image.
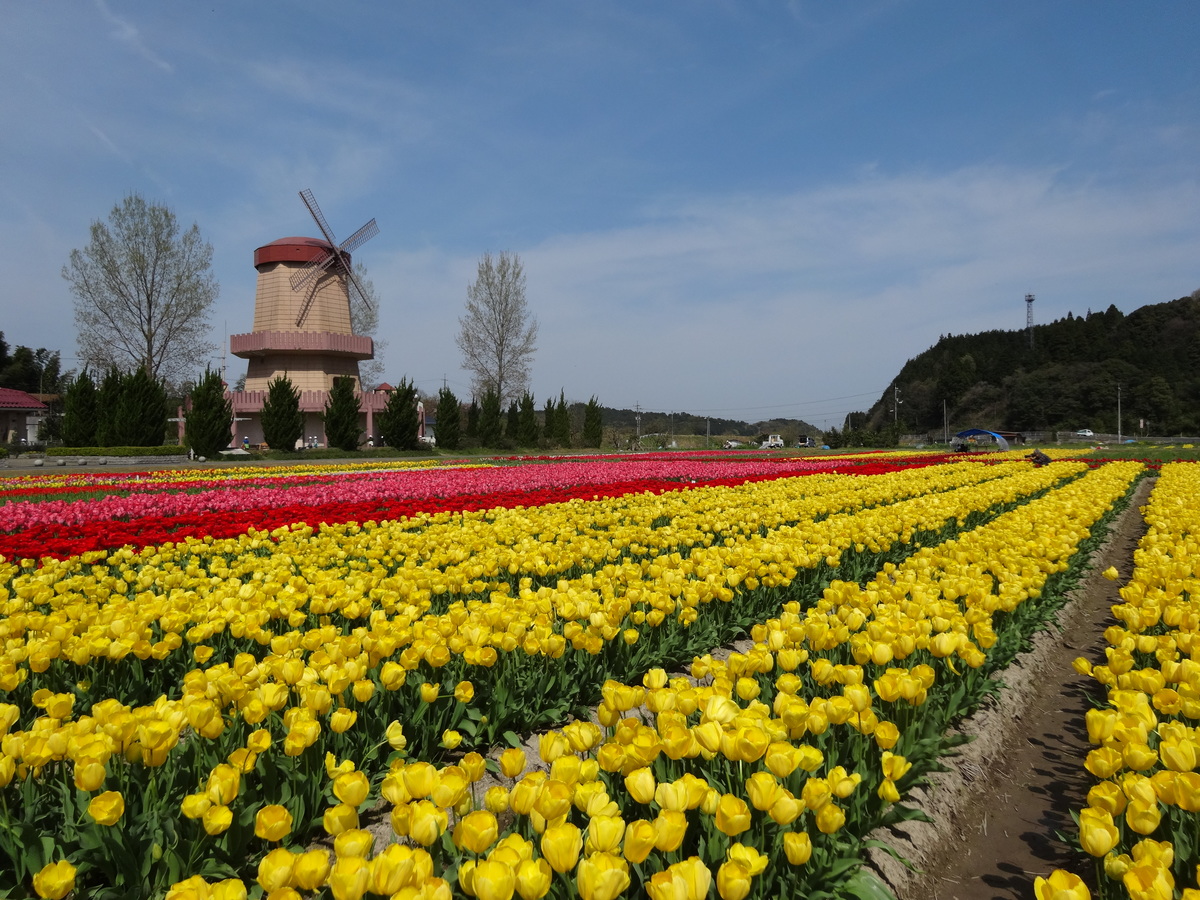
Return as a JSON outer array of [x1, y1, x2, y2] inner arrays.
[[0, 449, 1187, 900]]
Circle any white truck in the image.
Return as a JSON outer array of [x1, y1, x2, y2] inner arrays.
[[761, 434, 784, 449]]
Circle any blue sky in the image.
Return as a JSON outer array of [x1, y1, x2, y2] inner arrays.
[[3, 2, 1198, 429]]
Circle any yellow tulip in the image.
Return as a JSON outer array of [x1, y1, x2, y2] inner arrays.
[[624, 767, 657, 805], [744, 772, 781, 811], [1124, 798, 1162, 835], [1122, 864, 1173, 900], [533, 779, 573, 821], [255, 804, 294, 842], [334, 829, 375, 859], [783, 831, 812, 865], [257, 847, 297, 892], [646, 869, 689, 900], [714, 794, 751, 837], [515, 857, 552, 900], [386, 720, 408, 751], [727, 843, 767, 876], [33, 861, 76, 900], [471, 859, 517, 900], [653, 810, 689, 852], [323, 803, 360, 836], [403, 761, 438, 799], [1078, 807, 1120, 858], [74, 760, 107, 791], [181, 792, 212, 819], [1086, 781, 1127, 817], [330, 708, 357, 734], [209, 879, 248, 900], [576, 852, 631, 900], [87, 790, 125, 826], [815, 801, 845, 834], [455, 681, 475, 703], [454, 810, 500, 855], [485, 785, 511, 814], [623, 818, 657, 864], [206, 763, 241, 806], [408, 800, 448, 846], [1032, 869, 1091, 900], [203, 804, 234, 835], [292, 849, 332, 891], [540, 822, 583, 873], [499, 748, 527, 779], [716, 860, 751, 900], [442, 729, 463, 750], [327, 856, 370, 900], [333, 771, 370, 808]]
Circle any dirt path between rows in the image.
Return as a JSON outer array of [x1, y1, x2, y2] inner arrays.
[[869, 475, 1154, 900]]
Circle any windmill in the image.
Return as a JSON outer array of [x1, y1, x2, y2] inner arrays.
[[290, 189, 379, 328]]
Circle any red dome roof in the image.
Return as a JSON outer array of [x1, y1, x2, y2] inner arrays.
[[254, 236, 338, 268]]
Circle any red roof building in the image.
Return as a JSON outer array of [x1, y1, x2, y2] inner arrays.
[[0, 387, 48, 444]]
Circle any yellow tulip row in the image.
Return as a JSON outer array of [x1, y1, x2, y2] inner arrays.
[[334, 460, 1140, 900], [0, 460, 1048, 699], [0, 458, 1127, 899], [1062, 462, 1200, 900]]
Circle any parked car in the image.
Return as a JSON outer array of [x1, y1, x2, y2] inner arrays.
[[1076, 429, 1094, 437]]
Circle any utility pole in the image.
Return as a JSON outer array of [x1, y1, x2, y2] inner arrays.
[[1117, 383, 1122, 444], [893, 385, 902, 423]]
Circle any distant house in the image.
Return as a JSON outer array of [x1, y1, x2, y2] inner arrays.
[[0, 387, 48, 444]]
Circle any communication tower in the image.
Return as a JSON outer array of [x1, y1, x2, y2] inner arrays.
[[1025, 293, 1035, 349]]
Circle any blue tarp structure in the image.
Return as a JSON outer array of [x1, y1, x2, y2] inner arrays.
[[954, 428, 1010, 451]]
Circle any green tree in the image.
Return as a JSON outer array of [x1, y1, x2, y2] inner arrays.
[[324, 376, 363, 452], [542, 397, 558, 447], [63, 193, 218, 385], [554, 390, 571, 447], [113, 367, 168, 447], [466, 399, 480, 445], [184, 367, 232, 457], [379, 378, 420, 450], [582, 396, 603, 448], [516, 391, 539, 446], [479, 388, 502, 447], [260, 374, 303, 451], [505, 400, 520, 440], [95, 367, 123, 446], [61, 370, 99, 447], [435, 387, 462, 451]]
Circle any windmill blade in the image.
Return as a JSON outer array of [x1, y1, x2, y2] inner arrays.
[[299, 189, 339, 246], [343, 261, 374, 310], [295, 283, 321, 328], [339, 218, 379, 255], [288, 250, 337, 293]]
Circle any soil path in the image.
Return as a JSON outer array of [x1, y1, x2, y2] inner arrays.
[[871, 475, 1154, 900]]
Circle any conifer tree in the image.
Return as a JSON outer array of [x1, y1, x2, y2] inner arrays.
[[185, 367, 233, 456], [260, 374, 303, 451], [95, 367, 123, 447], [324, 376, 362, 452], [542, 397, 557, 447], [114, 367, 168, 446], [435, 386, 461, 451], [505, 401, 520, 440], [62, 369, 99, 447], [517, 391, 539, 446], [582, 395, 603, 448], [379, 378, 419, 450], [479, 388, 502, 447], [466, 399, 480, 445], [554, 390, 571, 448]]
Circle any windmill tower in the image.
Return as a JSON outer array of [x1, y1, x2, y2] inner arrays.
[[231, 190, 379, 392]]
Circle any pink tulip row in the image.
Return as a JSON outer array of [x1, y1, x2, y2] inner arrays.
[[1, 457, 848, 531]]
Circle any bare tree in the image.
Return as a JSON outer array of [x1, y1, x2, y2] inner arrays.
[[63, 194, 218, 386], [350, 261, 387, 389], [456, 251, 538, 403]]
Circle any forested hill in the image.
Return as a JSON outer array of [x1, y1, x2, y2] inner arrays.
[[865, 292, 1200, 436]]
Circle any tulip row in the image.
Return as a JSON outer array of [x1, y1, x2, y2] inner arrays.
[[0, 456, 1127, 899], [1058, 461, 1200, 900]]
